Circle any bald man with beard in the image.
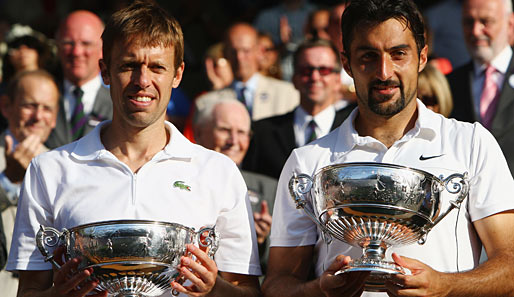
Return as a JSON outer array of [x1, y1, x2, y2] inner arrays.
[[448, 0, 514, 176]]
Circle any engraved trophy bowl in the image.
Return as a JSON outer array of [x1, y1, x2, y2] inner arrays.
[[36, 220, 219, 297], [289, 162, 469, 292]]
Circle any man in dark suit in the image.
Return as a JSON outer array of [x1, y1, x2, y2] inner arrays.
[[243, 38, 356, 179], [45, 10, 112, 149], [448, 0, 514, 174]]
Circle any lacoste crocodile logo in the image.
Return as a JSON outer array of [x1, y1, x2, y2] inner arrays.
[[173, 181, 191, 191]]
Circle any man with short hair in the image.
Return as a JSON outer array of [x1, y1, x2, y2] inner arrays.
[[448, 0, 514, 175], [0, 70, 59, 297], [7, 2, 261, 297], [45, 10, 113, 148], [263, 0, 514, 296], [243, 38, 355, 179], [196, 23, 299, 122]]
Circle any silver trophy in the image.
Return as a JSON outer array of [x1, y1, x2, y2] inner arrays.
[[289, 162, 469, 291], [36, 220, 219, 297]]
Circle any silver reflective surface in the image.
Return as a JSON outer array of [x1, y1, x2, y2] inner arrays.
[[289, 162, 468, 291], [37, 220, 218, 297], [313, 163, 440, 246]]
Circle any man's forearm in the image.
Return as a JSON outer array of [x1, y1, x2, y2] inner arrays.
[[18, 286, 56, 297], [444, 251, 514, 297], [262, 275, 325, 297], [207, 274, 261, 297]]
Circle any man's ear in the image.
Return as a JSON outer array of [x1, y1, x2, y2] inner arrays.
[[341, 52, 353, 78], [172, 62, 185, 88], [99, 59, 110, 85], [418, 45, 428, 73]]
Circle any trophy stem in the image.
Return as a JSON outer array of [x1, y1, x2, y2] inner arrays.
[[362, 241, 386, 261], [335, 240, 405, 292]]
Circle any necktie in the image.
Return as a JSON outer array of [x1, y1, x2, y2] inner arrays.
[[70, 87, 86, 140], [480, 66, 500, 129], [238, 86, 252, 116], [307, 120, 317, 143], [238, 86, 247, 105]]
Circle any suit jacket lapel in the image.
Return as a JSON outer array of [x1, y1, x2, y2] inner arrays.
[[275, 112, 296, 153], [48, 91, 72, 147], [90, 86, 111, 121], [465, 64, 477, 122], [253, 74, 267, 119], [331, 103, 356, 130], [449, 62, 476, 123]]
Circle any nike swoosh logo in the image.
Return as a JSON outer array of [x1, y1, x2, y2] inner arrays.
[[419, 154, 445, 161]]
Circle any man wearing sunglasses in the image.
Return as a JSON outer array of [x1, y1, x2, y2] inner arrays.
[[243, 38, 356, 179]]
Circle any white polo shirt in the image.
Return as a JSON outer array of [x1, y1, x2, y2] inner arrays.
[[270, 100, 514, 297], [7, 121, 261, 292]]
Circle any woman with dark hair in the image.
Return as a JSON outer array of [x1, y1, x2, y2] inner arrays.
[[1, 34, 52, 84]]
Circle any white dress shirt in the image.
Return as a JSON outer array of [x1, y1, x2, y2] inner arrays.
[[63, 75, 103, 121], [293, 105, 336, 147], [472, 46, 512, 119]]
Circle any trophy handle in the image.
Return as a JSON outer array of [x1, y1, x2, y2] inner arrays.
[[419, 172, 469, 243], [288, 172, 332, 244], [196, 226, 219, 259], [36, 225, 69, 269]]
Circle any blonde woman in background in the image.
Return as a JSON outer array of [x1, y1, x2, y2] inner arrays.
[[418, 62, 453, 117]]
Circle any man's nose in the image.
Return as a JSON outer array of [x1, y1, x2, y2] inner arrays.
[[133, 66, 151, 88], [32, 105, 46, 121], [70, 42, 87, 56], [471, 20, 485, 38], [376, 55, 394, 81], [309, 68, 322, 81]]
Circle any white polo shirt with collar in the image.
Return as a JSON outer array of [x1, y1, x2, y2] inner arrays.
[[270, 100, 514, 296], [7, 121, 261, 283]]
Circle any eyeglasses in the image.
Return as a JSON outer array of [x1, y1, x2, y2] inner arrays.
[[59, 40, 99, 52], [297, 66, 339, 77]]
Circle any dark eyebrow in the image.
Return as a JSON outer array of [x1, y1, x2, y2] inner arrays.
[[355, 44, 411, 52], [389, 44, 411, 51]]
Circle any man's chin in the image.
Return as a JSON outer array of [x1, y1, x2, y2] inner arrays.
[[23, 128, 46, 140], [368, 96, 406, 116], [470, 47, 494, 63], [221, 150, 243, 164]]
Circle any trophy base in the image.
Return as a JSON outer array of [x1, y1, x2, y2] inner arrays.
[[335, 259, 405, 292], [89, 262, 181, 297]]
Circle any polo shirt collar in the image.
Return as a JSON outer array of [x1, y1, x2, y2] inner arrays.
[[331, 99, 437, 162], [71, 121, 194, 162]]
